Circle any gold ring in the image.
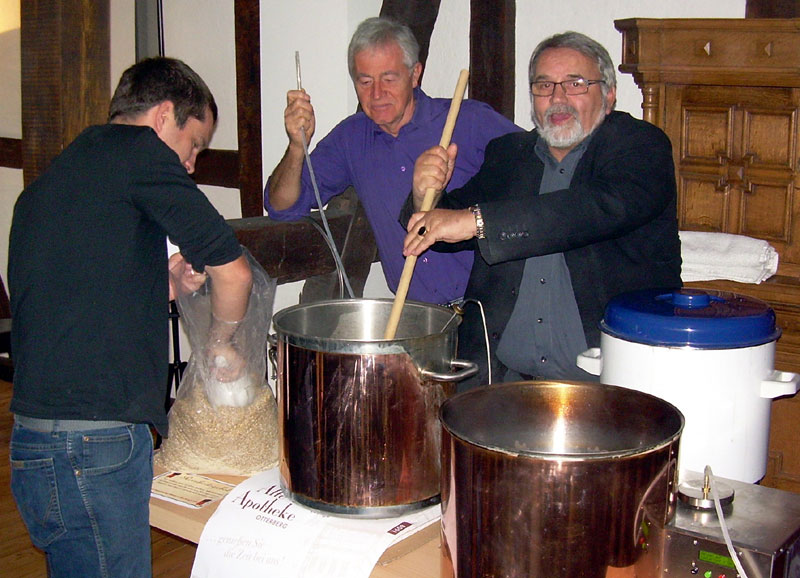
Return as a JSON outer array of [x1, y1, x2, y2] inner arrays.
[[418, 226, 427, 236]]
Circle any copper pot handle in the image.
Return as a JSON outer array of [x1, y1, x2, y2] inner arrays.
[[267, 333, 277, 382]]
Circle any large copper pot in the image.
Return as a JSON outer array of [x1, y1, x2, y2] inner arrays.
[[439, 381, 684, 578], [273, 299, 477, 518]]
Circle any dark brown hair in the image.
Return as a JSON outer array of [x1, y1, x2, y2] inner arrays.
[[108, 57, 217, 128]]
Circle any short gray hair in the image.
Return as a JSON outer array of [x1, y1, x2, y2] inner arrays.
[[528, 31, 616, 99], [347, 17, 419, 80]]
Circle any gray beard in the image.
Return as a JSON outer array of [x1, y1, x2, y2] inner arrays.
[[534, 103, 607, 150]]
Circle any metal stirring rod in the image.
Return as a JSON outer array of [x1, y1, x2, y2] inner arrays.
[[292, 51, 355, 298], [295, 50, 302, 91]]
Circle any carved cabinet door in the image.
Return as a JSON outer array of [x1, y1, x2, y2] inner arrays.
[[665, 84, 800, 277]]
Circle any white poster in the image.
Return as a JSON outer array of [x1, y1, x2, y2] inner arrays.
[[191, 468, 440, 578]]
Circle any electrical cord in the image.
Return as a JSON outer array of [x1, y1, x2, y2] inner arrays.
[[303, 215, 347, 299], [298, 127, 354, 299], [706, 465, 749, 578]]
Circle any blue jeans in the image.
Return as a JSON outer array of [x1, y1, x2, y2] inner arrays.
[[10, 422, 154, 578]]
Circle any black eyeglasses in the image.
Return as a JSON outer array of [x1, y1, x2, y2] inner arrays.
[[530, 78, 605, 97]]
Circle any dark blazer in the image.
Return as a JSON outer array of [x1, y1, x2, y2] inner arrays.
[[402, 111, 682, 388]]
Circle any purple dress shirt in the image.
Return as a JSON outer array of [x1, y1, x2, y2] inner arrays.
[[264, 88, 520, 304]]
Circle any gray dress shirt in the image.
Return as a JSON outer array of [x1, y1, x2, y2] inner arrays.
[[496, 136, 596, 381]]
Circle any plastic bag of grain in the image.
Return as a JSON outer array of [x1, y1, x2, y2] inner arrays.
[[155, 247, 279, 476]]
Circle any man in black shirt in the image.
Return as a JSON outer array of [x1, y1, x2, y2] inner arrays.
[[8, 57, 252, 578]]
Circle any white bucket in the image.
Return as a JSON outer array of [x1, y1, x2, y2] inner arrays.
[[577, 288, 800, 483]]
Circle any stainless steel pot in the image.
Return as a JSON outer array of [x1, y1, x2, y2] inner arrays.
[[273, 298, 477, 518], [439, 381, 684, 578]]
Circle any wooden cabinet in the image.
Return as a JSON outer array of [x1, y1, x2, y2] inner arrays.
[[665, 84, 800, 273], [616, 18, 800, 493], [666, 85, 800, 261]]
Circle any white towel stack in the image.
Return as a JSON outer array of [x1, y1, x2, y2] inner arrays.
[[679, 231, 779, 284]]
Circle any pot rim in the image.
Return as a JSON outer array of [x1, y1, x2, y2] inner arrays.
[[272, 298, 460, 352], [440, 381, 685, 461]]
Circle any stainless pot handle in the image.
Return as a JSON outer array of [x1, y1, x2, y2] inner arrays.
[[421, 359, 479, 382], [267, 333, 278, 382]]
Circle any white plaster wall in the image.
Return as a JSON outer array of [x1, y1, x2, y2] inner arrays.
[[0, 0, 20, 294], [109, 0, 135, 94], [0, 0, 749, 310], [0, 1, 20, 139], [423, 0, 472, 99]]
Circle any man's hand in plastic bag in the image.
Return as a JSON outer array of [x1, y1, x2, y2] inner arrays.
[[205, 318, 247, 382], [207, 341, 247, 382]]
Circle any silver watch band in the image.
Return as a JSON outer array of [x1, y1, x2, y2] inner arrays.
[[471, 204, 486, 239]]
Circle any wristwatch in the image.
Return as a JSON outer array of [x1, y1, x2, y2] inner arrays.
[[470, 204, 486, 239]]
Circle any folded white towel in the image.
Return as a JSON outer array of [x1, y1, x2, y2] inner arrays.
[[679, 231, 779, 284]]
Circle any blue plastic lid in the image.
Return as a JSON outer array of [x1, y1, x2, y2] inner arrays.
[[601, 288, 781, 348]]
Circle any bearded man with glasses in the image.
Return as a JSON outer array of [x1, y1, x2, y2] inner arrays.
[[401, 31, 682, 390]]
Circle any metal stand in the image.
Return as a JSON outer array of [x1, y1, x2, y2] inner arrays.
[[167, 300, 187, 402], [156, 300, 187, 448]]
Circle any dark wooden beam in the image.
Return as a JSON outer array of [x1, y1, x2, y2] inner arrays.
[[192, 149, 239, 189], [746, 0, 800, 16], [379, 0, 441, 81], [470, 0, 516, 120], [20, 0, 110, 186], [0, 138, 22, 170], [193, 1, 262, 214], [233, 0, 263, 218], [229, 209, 355, 285]]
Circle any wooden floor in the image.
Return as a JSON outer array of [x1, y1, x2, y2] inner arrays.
[[0, 378, 198, 577]]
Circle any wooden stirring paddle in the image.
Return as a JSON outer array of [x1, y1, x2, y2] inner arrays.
[[383, 69, 470, 340]]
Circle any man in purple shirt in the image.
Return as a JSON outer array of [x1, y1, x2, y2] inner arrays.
[[264, 16, 520, 304]]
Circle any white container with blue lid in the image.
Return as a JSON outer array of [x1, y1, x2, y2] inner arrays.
[[578, 288, 799, 484]]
